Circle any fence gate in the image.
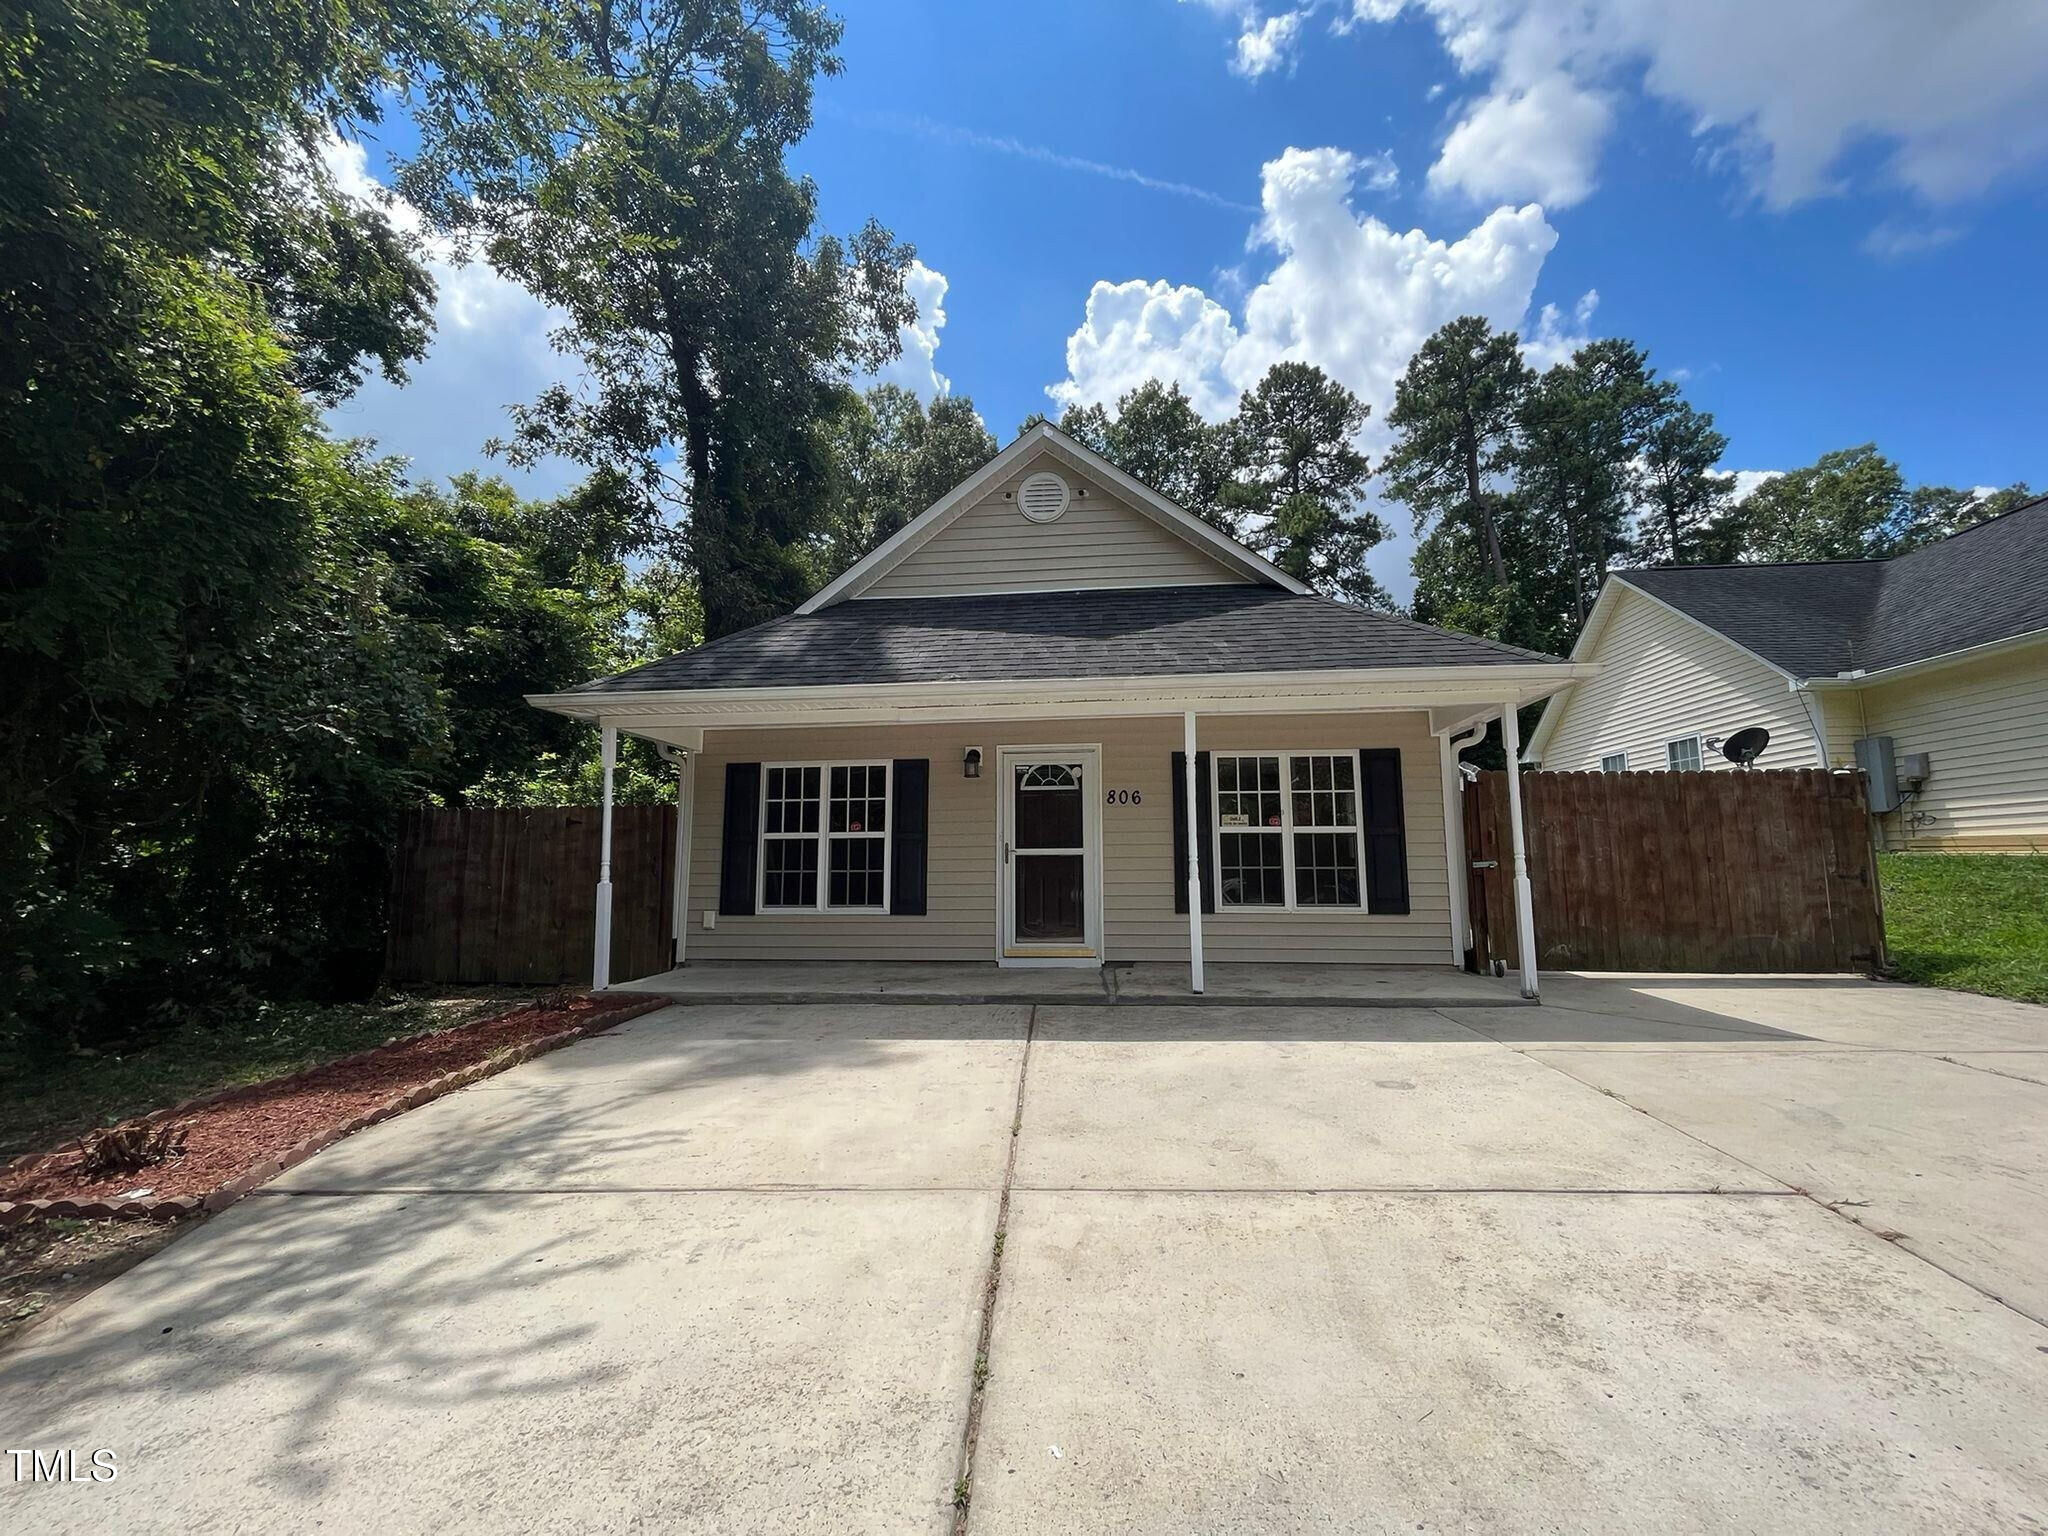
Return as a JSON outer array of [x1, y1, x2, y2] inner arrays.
[[1463, 769, 1884, 974]]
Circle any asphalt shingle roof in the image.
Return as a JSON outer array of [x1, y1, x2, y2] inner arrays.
[[574, 584, 1561, 695], [1619, 494, 2048, 677]]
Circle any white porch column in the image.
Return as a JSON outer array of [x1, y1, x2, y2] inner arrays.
[[1498, 704, 1539, 1000], [592, 723, 617, 991], [1182, 710, 1205, 995], [1438, 732, 1468, 966], [670, 749, 695, 968]]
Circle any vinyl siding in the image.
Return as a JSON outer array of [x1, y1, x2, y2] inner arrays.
[[1852, 640, 2048, 852], [684, 712, 1451, 966], [1537, 587, 1822, 772], [859, 464, 1247, 599]]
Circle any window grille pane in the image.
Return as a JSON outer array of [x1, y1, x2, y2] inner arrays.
[[830, 763, 887, 834], [1600, 753, 1628, 773], [1291, 754, 1357, 829], [761, 837, 819, 908], [1666, 737, 1703, 772], [1217, 755, 1282, 829], [1218, 831, 1285, 907], [828, 837, 886, 908], [1293, 831, 1361, 906]]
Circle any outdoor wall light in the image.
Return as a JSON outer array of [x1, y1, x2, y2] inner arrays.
[[963, 746, 984, 779]]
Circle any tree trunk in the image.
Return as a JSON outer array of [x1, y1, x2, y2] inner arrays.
[[1665, 499, 1682, 565], [656, 275, 740, 638], [1465, 424, 1507, 586], [1559, 495, 1586, 628]]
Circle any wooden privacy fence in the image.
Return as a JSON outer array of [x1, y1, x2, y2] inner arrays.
[[1464, 769, 1884, 975], [386, 806, 677, 986]]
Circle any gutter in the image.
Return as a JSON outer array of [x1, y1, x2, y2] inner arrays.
[[1798, 626, 2048, 690]]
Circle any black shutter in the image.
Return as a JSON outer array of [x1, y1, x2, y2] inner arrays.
[[1359, 748, 1410, 915], [1170, 751, 1216, 915], [889, 759, 929, 916], [718, 762, 761, 916]]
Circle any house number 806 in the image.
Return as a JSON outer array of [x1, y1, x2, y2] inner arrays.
[[1105, 789, 1141, 805]]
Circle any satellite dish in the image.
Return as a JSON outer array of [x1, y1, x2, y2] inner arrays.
[[1721, 726, 1771, 767]]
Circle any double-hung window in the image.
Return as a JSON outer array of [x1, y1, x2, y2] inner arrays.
[[1212, 752, 1363, 910], [760, 763, 889, 912], [1664, 735, 1704, 772], [1599, 751, 1629, 773]]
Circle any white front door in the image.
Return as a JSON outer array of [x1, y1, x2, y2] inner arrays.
[[998, 747, 1101, 965]]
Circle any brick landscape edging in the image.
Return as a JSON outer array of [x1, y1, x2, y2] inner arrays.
[[0, 995, 666, 1228]]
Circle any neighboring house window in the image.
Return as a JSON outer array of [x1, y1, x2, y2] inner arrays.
[[1212, 752, 1363, 910], [1599, 751, 1629, 773], [1665, 735, 1704, 772], [760, 763, 889, 911]]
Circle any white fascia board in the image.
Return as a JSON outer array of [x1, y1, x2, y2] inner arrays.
[[795, 421, 1308, 613], [1799, 625, 2048, 689], [527, 662, 1593, 730]]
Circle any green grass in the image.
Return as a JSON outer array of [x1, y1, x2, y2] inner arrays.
[[1879, 853, 2048, 1006], [0, 989, 543, 1159]]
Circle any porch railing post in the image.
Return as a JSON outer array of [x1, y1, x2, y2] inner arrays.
[[593, 722, 617, 991], [1499, 703, 1539, 1000], [1183, 710, 1204, 995]]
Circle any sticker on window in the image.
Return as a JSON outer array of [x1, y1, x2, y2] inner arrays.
[[1219, 813, 1249, 827]]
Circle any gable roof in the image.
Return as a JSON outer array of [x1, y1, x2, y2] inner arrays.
[[568, 585, 1560, 696], [1618, 494, 2048, 678], [796, 420, 1309, 612]]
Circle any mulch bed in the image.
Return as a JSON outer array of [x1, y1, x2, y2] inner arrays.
[[0, 992, 664, 1223]]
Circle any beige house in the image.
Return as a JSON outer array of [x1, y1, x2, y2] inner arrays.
[[1525, 495, 2048, 852], [532, 423, 1588, 995]]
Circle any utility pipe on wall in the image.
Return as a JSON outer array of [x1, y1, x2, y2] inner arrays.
[[1439, 722, 1486, 965]]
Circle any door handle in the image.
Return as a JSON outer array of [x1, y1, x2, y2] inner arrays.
[[1004, 841, 1012, 865]]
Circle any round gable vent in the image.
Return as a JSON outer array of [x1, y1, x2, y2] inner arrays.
[[1017, 470, 1071, 523]]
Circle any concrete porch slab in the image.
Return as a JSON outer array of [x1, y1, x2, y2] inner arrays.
[[620, 960, 1528, 1008]]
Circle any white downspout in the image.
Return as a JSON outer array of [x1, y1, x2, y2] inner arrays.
[[662, 746, 694, 969], [1183, 710, 1205, 995], [593, 723, 617, 991], [1439, 723, 1486, 966], [1498, 703, 1539, 1000]]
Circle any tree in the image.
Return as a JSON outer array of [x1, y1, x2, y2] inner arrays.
[[816, 384, 998, 574], [1058, 381, 1238, 534], [403, 0, 916, 638], [1382, 316, 1530, 590], [1726, 445, 1912, 561], [1226, 363, 1390, 606], [1636, 398, 1732, 565], [1900, 481, 2037, 546], [1513, 341, 1660, 625]]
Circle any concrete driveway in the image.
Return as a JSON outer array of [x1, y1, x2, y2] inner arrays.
[[4, 978, 2047, 1533]]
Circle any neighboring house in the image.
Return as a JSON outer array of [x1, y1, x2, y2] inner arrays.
[[532, 423, 1587, 993], [1526, 495, 2048, 852]]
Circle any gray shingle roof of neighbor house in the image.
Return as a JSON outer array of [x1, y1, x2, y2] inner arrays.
[[572, 584, 1563, 694], [1620, 492, 2048, 677]]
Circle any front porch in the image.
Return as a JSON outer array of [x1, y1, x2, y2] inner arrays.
[[619, 959, 1531, 1008]]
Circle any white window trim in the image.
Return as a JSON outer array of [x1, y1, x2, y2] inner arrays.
[[1208, 749, 1367, 914], [1664, 734, 1705, 772], [1598, 750, 1629, 773], [757, 760, 893, 915]]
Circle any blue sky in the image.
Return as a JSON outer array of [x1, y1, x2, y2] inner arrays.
[[331, 0, 2048, 601]]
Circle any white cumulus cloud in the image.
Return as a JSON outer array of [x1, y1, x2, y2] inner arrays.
[[1352, 0, 2048, 212], [1049, 147, 1584, 599], [869, 260, 954, 400], [319, 136, 587, 494], [1428, 73, 1610, 208], [1233, 9, 1307, 77]]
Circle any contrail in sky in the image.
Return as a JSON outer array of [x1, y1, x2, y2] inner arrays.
[[833, 107, 1257, 214]]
